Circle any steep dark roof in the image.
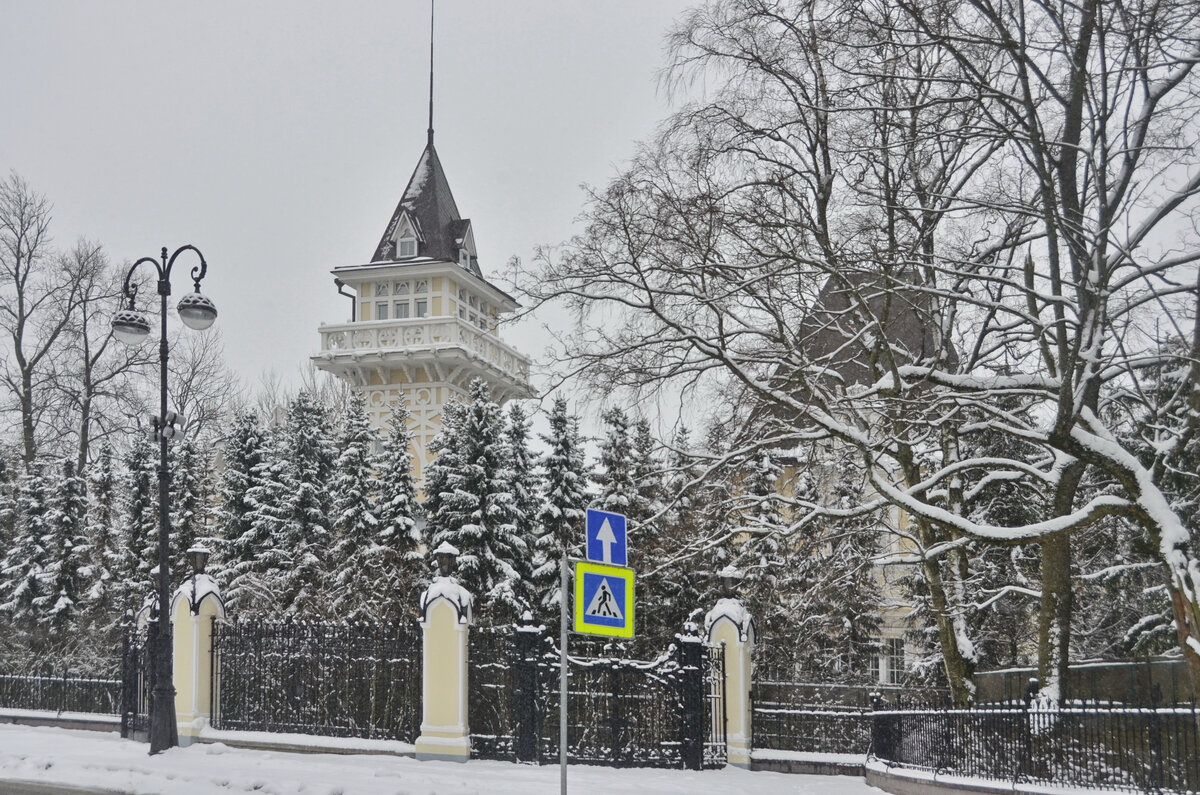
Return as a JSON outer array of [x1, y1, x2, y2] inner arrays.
[[372, 142, 481, 276], [797, 270, 951, 387]]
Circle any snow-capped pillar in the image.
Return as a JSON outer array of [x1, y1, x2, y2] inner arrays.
[[705, 595, 755, 768], [170, 547, 225, 746], [415, 542, 474, 762]]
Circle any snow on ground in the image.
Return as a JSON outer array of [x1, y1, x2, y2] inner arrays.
[[0, 724, 884, 794]]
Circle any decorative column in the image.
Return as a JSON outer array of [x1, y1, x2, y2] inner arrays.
[[704, 565, 755, 768], [170, 546, 225, 746], [415, 542, 474, 762]]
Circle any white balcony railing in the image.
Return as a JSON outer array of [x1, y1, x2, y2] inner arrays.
[[316, 317, 531, 384]]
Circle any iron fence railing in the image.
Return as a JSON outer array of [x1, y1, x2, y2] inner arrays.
[[469, 621, 726, 769], [751, 680, 948, 755], [0, 671, 122, 716], [871, 700, 1200, 793], [210, 616, 422, 743]]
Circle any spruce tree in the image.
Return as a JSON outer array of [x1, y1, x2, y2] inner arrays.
[[593, 407, 636, 516], [122, 431, 158, 593], [44, 460, 89, 642], [215, 411, 266, 591], [505, 401, 540, 610], [533, 396, 588, 620], [0, 464, 50, 648], [329, 391, 381, 618], [374, 400, 423, 615], [169, 437, 210, 579], [231, 425, 290, 613], [426, 380, 528, 623], [278, 391, 337, 615], [84, 444, 122, 627], [642, 426, 704, 639]]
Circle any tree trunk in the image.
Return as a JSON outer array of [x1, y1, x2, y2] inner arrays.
[[914, 516, 976, 706], [1036, 531, 1072, 701]]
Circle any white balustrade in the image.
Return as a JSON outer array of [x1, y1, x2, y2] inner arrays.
[[317, 318, 530, 383]]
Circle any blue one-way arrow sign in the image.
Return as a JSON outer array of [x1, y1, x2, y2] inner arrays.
[[585, 508, 628, 567]]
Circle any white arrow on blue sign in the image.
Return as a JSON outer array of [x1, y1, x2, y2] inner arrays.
[[585, 508, 628, 566]]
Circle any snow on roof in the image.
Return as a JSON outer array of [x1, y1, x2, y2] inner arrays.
[[705, 597, 755, 643], [420, 575, 473, 624], [171, 573, 223, 615]]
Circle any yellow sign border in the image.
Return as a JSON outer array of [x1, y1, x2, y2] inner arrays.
[[573, 561, 635, 639]]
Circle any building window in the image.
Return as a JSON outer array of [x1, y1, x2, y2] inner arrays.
[[885, 638, 904, 685], [398, 237, 417, 258], [375, 302, 389, 321], [374, 282, 389, 297], [414, 279, 429, 294], [415, 299, 428, 318], [395, 302, 411, 319], [395, 281, 410, 296], [460, 248, 470, 268]]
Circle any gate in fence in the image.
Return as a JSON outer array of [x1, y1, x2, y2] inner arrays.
[[470, 621, 727, 769], [209, 616, 422, 742], [119, 622, 150, 740]]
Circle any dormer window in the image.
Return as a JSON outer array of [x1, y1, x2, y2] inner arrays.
[[460, 248, 470, 268], [393, 214, 419, 259]]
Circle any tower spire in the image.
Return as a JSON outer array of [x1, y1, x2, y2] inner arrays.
[[427, 0, 435, 146]]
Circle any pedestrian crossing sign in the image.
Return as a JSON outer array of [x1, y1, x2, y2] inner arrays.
[[573, 561, 635, 638]]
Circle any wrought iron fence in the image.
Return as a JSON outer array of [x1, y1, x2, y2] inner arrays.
[[120, 623, 150, 739], [751, 681, 949, 755], [210, 616, 421, 743], [871, 700, 1200, 793], [469, 622, 726, 769], [0, 671, 122, 716]]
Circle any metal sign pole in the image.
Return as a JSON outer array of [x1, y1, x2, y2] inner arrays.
[[559, 554, 568, 795]]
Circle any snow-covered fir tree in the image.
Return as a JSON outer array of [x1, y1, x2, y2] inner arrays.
[[426, 380, 529, 623], [641, 426, 705, 639], [505, 401, 540, 609], [218, 410, 272, 605], [533, 396, 588, 621], [169, 437, 211, 579], [372, 400, 423, 617], [277, 391, 337, 615], [593, 407, 637, 517], [0, 454, 14, 558], [1, 464, 51, 648], [329, 391, 381, 618], [735, 449, 793, 667], [83, 444, 123, 627], [122, 432, 158, 591], [767, 450, 881, 680], [43, 460, 89, 642], [231, 424, 291, 613]]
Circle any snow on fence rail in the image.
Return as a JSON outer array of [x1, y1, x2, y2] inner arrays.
[[871, 700, 1200, 793], [469, 622, 726, 769], [209, 616, 422, 743], [0, 671, 122, 716], [751, 681, 949, 756]]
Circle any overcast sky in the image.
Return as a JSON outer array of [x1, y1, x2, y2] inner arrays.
[[1, 1, 695, 415]]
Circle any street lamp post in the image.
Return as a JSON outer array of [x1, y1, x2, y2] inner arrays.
[[112, 245, 217, 754]]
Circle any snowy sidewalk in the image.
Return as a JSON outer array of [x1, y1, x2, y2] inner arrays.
[[0, 724, 883, 794]]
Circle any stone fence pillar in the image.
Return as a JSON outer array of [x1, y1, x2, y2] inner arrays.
[[170, 568, 225, 746], [705, 597, 755, 768], [414, 571, 474, 762]]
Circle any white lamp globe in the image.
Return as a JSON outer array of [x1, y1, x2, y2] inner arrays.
[[177, 291, 218, 331], [112, 308, 151, 345]]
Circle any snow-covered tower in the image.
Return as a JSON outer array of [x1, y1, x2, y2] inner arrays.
[[312, 133, 534, 481]]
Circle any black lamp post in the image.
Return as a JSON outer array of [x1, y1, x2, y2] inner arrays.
[[112, 245, 217, 754], [186, 545, 211, 615]]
